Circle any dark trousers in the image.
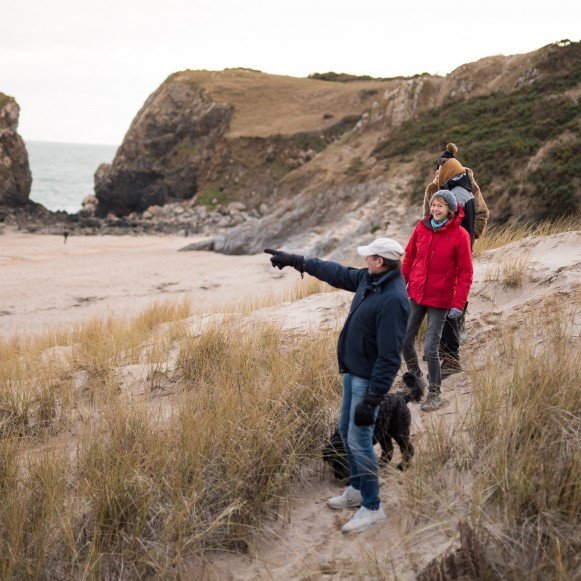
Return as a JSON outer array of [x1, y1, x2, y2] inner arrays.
[[439, 304, 467, 362], [440, 317, 460, 361]]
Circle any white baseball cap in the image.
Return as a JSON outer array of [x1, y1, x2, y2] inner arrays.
[[357, 237, 404, 260]]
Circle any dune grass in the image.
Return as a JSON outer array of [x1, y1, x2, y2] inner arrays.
[[399, 300, 580, 578], [473, 215, 579, 257], [484, 250, 532, 289], [0, 283, 342, 578]]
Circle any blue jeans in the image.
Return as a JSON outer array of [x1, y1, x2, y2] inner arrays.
[[338, 374, 380, 510]]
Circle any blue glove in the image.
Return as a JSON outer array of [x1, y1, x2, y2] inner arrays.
[[448, 308, 463, 319]]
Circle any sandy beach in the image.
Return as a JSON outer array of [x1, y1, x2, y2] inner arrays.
[[0, 230, 298, 338]]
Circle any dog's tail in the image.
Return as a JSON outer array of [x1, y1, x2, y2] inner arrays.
[[401, 371, 424, 403]]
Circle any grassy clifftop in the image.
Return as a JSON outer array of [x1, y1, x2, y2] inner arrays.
[[167, 68, 398, 138], [94, 41, 579, 247]]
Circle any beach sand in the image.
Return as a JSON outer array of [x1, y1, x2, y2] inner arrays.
[[0, 230, 298, 338]]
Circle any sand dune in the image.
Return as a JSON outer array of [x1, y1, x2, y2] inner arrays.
[[184, 231, 581, 578]]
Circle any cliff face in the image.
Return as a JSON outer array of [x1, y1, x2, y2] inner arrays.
[[94, 82, 233, 216], [0, 94, 32, 207], [95, 42, 580, 254]]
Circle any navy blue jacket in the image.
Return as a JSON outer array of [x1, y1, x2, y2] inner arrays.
[[303, 258, 410, 398]]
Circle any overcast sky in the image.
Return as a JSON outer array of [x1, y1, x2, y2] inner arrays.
[[1, 0, 578, 145]]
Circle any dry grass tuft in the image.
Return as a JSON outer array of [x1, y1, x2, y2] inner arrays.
[[484, 251, 532, 289], [464, 312, 580, 577], [474, 216, 578, 257]]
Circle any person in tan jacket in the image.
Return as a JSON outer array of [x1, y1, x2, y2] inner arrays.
[[423, 143, 489, 245], [422, 143, 489, 375]]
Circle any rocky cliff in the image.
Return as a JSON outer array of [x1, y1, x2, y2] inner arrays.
[[0, 93, 32, 208], [94, 41, 580, 254]]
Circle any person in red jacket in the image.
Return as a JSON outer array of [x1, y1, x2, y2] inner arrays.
[[400, 190, 473, 411]]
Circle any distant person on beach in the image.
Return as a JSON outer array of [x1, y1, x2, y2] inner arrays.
[[265, 238, 409, 533], [63, 230, 69, 244], [399, 190, 473, 411], [423, 143, 489, 375]]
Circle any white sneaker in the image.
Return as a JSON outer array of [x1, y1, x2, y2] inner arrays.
[[327, 485, 362, 510], [341, 506, 387, 533]]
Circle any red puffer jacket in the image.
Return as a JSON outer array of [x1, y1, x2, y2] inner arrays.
[[402, 210, 473, 310]]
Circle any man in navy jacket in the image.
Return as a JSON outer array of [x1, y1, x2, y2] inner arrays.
[[265, 238, 409, 533]]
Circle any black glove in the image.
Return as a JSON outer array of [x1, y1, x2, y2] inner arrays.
[[354, 392, 382, 427], [264, 248, 305, 274]]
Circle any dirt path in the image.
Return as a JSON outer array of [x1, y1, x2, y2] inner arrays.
[[186, 369, 473, 580]]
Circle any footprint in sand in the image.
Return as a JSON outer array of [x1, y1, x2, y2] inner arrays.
[[73, 296, 98, 307], [199, 282, 222, 290], [155, 282, 179, 292]]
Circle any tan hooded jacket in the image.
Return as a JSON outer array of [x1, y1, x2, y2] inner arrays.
[[423, 166, 489, 240]]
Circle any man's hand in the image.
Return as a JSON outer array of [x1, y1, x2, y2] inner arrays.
[[264, 248, 305, 273], [354, 392, 382, 427], [448, 307, 463, 320]]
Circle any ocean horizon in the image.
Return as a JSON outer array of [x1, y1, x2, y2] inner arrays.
[[27, 140, 118, 214]]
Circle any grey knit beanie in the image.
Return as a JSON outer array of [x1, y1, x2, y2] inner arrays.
[[430, 189, 458, 213]]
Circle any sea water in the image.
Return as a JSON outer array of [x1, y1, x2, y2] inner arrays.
[[27, 141, 118, 213]]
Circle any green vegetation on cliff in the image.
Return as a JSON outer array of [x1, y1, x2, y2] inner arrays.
[[373, 41, 581, 218]]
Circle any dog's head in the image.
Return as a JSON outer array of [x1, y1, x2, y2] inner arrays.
[[401, 371, 424, 403]]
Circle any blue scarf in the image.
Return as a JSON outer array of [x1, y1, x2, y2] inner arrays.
[[431, 217, 449, 230]]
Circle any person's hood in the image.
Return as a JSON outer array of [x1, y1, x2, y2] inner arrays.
[[438, 159, 465, 187]]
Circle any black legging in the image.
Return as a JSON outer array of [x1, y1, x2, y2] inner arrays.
[[439, 303, 467, 362]]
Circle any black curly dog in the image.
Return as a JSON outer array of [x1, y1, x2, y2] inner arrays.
[[322, 372, 423, 480]]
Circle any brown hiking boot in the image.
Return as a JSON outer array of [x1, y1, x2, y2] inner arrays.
[[420, 390, 447, 412]]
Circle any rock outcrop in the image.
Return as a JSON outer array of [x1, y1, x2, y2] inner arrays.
[[0, 93, 32, 207], [94, 82, 233, 216]]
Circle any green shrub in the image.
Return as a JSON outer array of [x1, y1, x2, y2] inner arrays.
[[196, 186, 227, 207]]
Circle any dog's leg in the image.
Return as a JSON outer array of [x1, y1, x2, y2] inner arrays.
[[323, 430, 350, 482], [394, 434, 414, 471], [377, 433, 394, 466]]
